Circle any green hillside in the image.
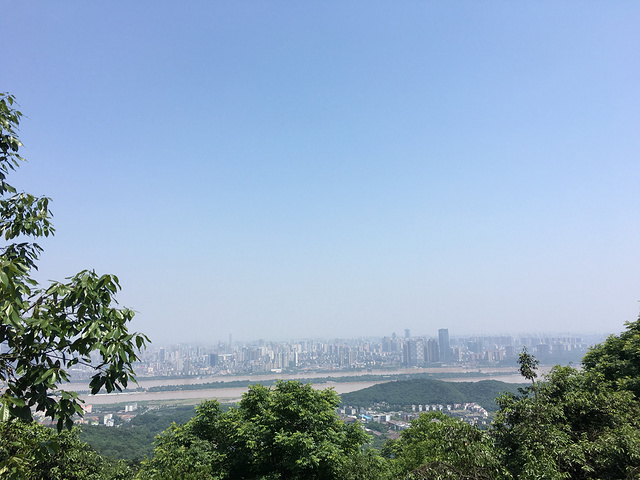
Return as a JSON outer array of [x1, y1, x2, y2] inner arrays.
[[340, 378, 524, 412], [78, 405, 199, 461]]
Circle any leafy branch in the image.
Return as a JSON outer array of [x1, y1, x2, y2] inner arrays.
[[1, 92, 148, 431]]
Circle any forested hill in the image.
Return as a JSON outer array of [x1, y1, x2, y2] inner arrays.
[[340, 378, 525, 412]]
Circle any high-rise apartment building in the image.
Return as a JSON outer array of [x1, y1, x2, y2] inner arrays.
[[425, 338, 439, 363], [208, 353, 218, 367], [438, 328, 450, 362], [403, 339, 424, 366]]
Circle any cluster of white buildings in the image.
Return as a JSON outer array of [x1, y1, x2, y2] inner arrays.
[[339, 401, 489, 431]]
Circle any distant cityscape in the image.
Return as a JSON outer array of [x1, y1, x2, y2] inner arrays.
[[44, 328, 609, 430], [111, 328, 607, 379]]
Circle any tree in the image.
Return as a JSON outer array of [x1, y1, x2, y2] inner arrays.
[[582, 314, 640, 397], [0, 420, 135, 480], [139, 381, 372, 480], [137, 400, 225, 480], [386, 412, 509, 480], [493, 347, 640, 479], [517, 347, 538, 388], [0, 93, 148, 430]]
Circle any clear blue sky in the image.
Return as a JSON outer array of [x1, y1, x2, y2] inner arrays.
[[3, 2, 640, 344]]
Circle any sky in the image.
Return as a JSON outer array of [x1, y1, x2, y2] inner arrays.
[[2, 2, 640, 344]]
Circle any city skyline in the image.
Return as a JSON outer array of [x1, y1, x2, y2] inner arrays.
[[122, 327, 597, 381], [140, 328, 606, 350]]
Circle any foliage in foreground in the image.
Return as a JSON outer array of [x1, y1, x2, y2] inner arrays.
[[384, 412, 509, 480], [0, 420, 134, 480], [0, 92, 148, 430], [492, 316, 640, 480], [138, 381, 370, 480]]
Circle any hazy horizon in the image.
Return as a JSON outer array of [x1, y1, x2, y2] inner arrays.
[[4, 3, 640, 345], [95, 329, 614, 349]]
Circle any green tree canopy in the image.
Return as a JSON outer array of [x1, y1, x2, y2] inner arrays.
[[0, 93, 148, 430], [517, 347, 539, 388], [492, 317, 640, 479], [582, 315, 640, 397], [0, 420, 134, 480], [139, 381, 371, 480], [386, 412, 508, 480]]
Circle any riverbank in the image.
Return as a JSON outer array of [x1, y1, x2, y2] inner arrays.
[[77, 366, 548, 405]]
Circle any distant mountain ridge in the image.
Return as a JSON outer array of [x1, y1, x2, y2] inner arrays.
[[339, 378, 525, 412]]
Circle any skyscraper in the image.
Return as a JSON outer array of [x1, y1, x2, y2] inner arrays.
[[438, 328, 450, 362], [425, 338, 439, 363], [403, 339, 424, 366]]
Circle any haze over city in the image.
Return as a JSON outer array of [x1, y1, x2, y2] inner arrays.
[[3, 3, 639, 344]]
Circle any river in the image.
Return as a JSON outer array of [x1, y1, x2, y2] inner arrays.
[[75, 366, 549, 405]]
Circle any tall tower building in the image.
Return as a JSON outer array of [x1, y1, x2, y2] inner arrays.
[[404, 329, 411, 339], [403, 339, 424, 366], [425, 338, 439, 363], [208, 353, 218, 367], [438, 328, 450, 362]]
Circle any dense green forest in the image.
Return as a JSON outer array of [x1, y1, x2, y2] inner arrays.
[[340, 378, 524, 412]]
